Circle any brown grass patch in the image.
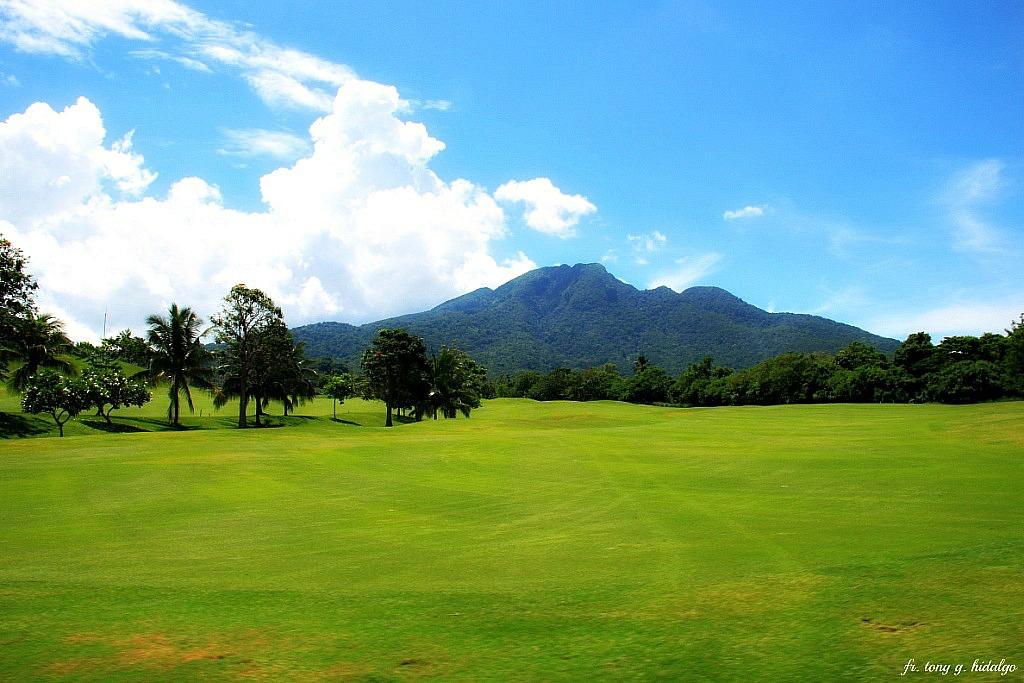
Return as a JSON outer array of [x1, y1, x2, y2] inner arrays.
[[47, 630, 256, 676]]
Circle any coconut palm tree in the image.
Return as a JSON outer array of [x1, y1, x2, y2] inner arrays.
[[276, 340, 318, 416], [428, 345, 483, 419], [7, 313, 74, 391], [145, 304, 213, 426]]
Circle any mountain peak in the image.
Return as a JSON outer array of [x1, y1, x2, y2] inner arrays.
[[293, 263, 900, 374]]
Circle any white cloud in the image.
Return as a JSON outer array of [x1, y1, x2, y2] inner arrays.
[[1, 73, 19, 86], [0, 0, 354, 110], [627, 230, 667, 263], [0, 97, 155, 226], [219, 128, 310, 160], [243, 69, 334, 111], [402, 98, 453, 113], [495, 177, 596, 238], [648, 253, 722, 291], [723, 205, 764, 221], [129, 48, 211, 72], [0, 85, 540, 341], [422, 99, 452, 111], [943, 159, 1007, 253], [863, 296, 1024, 341]]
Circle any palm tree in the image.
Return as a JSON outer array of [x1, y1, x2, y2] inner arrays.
[[145, 304, 213, 426], [428, 345, 482, 419], [7, 313, 74, 391], [275, 341, 318, 416]]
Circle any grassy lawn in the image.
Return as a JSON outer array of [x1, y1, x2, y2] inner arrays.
[[0, 386, 386, 437], [0, 398, 1021, 680]]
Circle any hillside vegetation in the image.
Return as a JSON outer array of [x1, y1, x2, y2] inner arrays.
[[1, 399, 1021, 679], [293, 263, 899, 374]]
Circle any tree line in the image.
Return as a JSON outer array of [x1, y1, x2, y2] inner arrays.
[[0, 235, 486, 434], [494, 327, 1024, 407], [3, 232, 1022, 435]]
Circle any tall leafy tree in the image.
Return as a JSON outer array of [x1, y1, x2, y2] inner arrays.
[[361, 328, 430, 427], [1004, 314, 1024, 395], [229, 321, 316, 420], [894, 332, 939, 377], [7, 313, 74, 391], [212, 285, 283, 428], [145, 303, 213, 426], [623, 364, 673, 404], [0, 235, 38, 339]]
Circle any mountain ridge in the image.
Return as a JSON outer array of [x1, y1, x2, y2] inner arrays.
[[293, 263, 900, 374]]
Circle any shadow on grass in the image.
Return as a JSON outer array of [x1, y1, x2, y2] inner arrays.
[[330, 417, 362, 426], [81, 420, 147, 433], [0, 411, 51, 438]]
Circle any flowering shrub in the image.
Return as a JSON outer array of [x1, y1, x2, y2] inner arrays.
[[81, 369, 151, 423], [21, 370, 90, 437]]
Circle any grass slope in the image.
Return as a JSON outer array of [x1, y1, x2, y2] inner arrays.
[[1, 400, 1022, 680]]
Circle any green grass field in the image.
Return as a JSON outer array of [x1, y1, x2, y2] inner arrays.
[[1, 396, 1022, 680]]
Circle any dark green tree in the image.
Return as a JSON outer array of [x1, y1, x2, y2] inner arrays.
[[894, 332, 939, 377], [529, 367, 574, 401], [248, 325, 317, 417], [102, 329, 152, 367], [835, 341, 888, 370], [1004, 314, 1024, 395], [428, 345, 484, 418], [569, 364, 625, 402], [212, 285, 283, 428], [0, 235, 38, 350], [145, 303, 214, 427], [623, 365, 673, 404], [927, 360, 1004, 404], [361, 328, 430, 427]]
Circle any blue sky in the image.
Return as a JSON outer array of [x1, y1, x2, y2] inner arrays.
[[0, 0, 1021, 341]]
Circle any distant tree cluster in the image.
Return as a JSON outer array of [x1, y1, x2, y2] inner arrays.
[[2, 232, 491, 433], [360, 328, 487, 426], [496, 326, 1024, 407]]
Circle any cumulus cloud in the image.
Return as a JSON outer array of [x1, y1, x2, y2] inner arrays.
[[648, 253, 722, 291], [495, 177, 596, 238], [218, 128, 310, 160], [0, 84, 540, 340], [0, 0, 356, 110], [943, 160, 1007, 253], [723, 205, 764, 221]]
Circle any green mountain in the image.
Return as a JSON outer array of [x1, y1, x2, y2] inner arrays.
[[293, 263, 899, 374]]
